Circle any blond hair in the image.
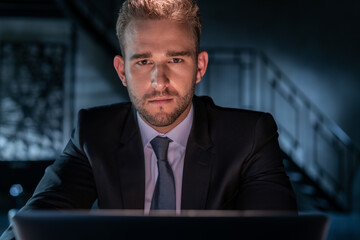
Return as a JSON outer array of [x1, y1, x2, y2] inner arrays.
[[116, 0, 201, 55]]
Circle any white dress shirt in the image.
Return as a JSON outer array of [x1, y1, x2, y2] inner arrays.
[[137, 105, 194, 213]]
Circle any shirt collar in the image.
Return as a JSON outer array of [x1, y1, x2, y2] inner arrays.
[[137, 104, 194, 148]]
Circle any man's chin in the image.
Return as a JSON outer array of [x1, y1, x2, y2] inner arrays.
[[145, 112, 175, 127], [138, 99, 191, 128]]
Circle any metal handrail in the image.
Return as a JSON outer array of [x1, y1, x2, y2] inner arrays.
[[197, 47, 360, 211]]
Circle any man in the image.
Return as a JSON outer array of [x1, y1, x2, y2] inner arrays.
[[0, 0, 297, 239]]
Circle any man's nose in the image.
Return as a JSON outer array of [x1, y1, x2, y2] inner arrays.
[[151, 64, 169, 90]]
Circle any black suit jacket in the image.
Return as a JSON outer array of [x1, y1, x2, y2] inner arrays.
[[0, 96, 297, 240]]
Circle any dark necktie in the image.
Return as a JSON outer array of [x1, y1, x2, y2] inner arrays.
[[150, 136, 175, 210]]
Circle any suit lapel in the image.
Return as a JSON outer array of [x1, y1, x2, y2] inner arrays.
[[181, 97, 214, 209], [115, 97, 214, 210], [117, 106, 145, 209]]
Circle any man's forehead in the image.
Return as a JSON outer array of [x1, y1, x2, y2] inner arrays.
[[124, 19, 141, 37], [124, 18, 193, 38], [122, 18, 197, 55], [122, 20, 140, 48]]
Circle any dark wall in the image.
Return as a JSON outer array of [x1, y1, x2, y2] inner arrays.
[[197, 0, 360, 147]]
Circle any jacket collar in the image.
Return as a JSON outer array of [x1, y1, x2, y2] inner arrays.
[[181, 96, 214, 209], [117, 104, 145, 209], [117, 96, 214, 210]]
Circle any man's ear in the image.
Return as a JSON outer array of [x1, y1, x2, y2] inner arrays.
[[195, 51, 209, 84], [114, 55, 127, 87]]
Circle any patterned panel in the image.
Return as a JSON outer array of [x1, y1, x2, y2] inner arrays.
[[0, 42, 66, 160]]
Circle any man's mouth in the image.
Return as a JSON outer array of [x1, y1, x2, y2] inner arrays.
[[148, 97, 173, 105]]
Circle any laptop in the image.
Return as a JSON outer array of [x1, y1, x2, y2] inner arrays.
[[12, 210, 329, 240]]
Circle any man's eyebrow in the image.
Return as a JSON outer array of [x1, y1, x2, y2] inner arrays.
[[166, 50, 193, 57], [130, 52, 152, 60]]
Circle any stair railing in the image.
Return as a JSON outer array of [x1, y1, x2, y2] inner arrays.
[[196, 47, 360, 211]]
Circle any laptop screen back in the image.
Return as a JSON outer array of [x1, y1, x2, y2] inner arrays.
[[12, 210, 329, 240]]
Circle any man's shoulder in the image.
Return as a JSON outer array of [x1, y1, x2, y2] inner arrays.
[[195, 95, 268, 120], [194, 95, 277, 134], [74, 101, 134, 130], [71, 101, 136, 148], [80, 102, 132, 115], [194, 96, 278, 151]]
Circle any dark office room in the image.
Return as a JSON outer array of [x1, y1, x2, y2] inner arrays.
[[0, 0, 359, 239]]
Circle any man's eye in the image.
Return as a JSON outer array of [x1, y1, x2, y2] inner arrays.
[[137, 60, 149, 65], [170, 58, 183, 63]]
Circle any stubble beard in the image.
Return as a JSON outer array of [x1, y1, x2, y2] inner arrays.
[[128, 82, 196, 127]]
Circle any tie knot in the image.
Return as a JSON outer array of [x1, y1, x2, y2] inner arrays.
[[150, 136, 172, 161]]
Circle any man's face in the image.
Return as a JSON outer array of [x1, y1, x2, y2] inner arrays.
[[114, 19, 208, 133]]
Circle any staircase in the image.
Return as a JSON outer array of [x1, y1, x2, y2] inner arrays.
[[55, 0, 120, 56], [196, 48, 360, 211], [283, 152, 343, 212]]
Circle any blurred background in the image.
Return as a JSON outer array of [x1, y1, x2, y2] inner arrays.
[[0, 0, 359, 239]]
